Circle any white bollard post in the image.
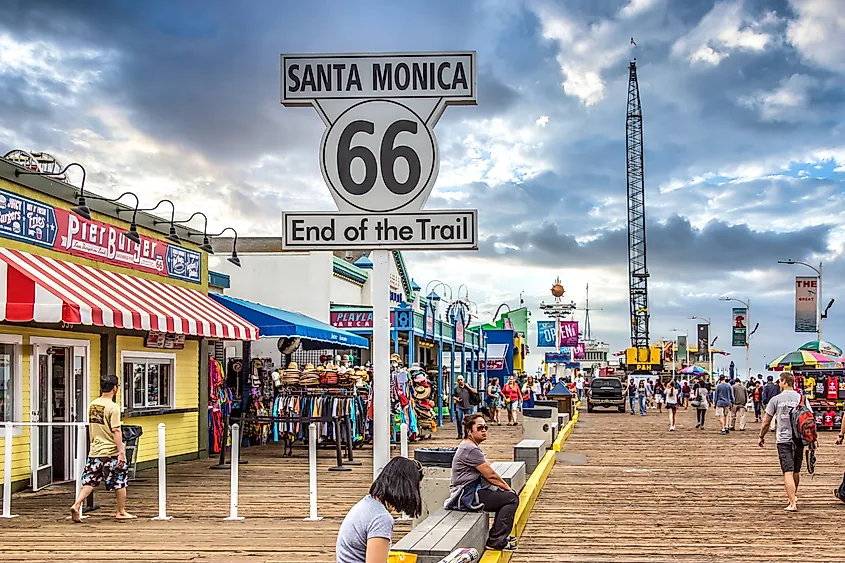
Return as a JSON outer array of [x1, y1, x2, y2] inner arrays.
[[399, 423, 410, 521], [224, 423, 244, 521], [1, 422, 17, 519], [152, 423, 172, 521], [74, 424, 87, 520], [304, 423, 322, 521]]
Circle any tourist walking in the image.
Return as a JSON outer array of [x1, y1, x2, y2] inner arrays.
[[692, 379, 711, 429], [758, 372, 812, 512], [731, 376, 749, 431], [336, 457, 423, 563], [665, 384, 679, 431], [752, 380, 763, 423], [487, 377, 503, 425], [714, 375, 735, 435], [637, 380, 647, 416], [575, 374, 585, 402], [625, 379, 637, 415], [501, 376, 521, 426], [522, 375, 540, 409], [70, 374, 135, 523], [681, 379, 691, 409], [448, 414, 519, 552], [453, 375, 477, 439], [654, 380, 665, 413]]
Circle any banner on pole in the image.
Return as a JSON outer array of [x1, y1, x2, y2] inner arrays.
[[731, 307, 747, 346], [697, 324, 709, 357], [795, 276, 818, 333], [536, 321, 556, 348], [677, 335, 687, 363], [572, 342, 585, 359], [559, 321, 579, 347], [663, 341, 674, 363]]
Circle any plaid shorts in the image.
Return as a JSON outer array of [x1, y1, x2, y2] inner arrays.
[[81, 456, 128, 492]]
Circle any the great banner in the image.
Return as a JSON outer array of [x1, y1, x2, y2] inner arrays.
[[536, 320, 556, 347], [795, 276, 818, 333], [0, 187, 202, 284]]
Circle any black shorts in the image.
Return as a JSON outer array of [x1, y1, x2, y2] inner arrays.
[[776, 441, 804, 474]]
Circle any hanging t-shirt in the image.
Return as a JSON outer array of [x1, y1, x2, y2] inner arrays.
[[823, 410, 835, 428], [827, 377, 839, 400], [817, 379, 826, 396]]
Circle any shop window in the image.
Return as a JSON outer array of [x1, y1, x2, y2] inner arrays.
[[0, 337, 22, 434], [121, 353, 175, 411]]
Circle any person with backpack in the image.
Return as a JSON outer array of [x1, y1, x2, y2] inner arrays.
[[759, 371, 815, 512]]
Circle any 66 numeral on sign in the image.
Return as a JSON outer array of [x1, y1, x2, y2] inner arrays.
[[321, 99, 437, 213], [338, 120, 421, 196]]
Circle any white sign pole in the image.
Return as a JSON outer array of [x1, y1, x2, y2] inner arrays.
[[224, 423, 244, 521], [304, 423, 322, 521], [152, 423, 172, 521], [1, 422, 17, 519], [373, 250, 392, 479]]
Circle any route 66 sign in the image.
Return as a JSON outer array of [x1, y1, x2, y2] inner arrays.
[[280, 52, 478, 250]]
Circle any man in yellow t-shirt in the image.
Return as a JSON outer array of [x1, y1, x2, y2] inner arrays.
[[70, 374, 135, 522]]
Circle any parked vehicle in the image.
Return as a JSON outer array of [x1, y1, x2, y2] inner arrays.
[[587, 376, 625, 413]]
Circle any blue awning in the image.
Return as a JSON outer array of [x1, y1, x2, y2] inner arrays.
[[209, 294, 369, 349]]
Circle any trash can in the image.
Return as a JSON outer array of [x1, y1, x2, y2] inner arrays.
[[121, 425, 144, 481], [521, 407, 553, 449], [414, 447, 457, 526]]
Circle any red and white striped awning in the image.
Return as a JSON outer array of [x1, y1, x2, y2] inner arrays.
[[0, 247, 258, 340]]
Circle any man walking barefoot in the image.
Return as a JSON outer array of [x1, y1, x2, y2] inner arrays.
[[70, 374, 135, 522], [759, 372, 808, 512]]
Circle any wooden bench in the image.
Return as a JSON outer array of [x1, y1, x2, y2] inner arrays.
[[393, 508, 489, 563], [487, 461, 527, 494], [514, 438, 546, 474]]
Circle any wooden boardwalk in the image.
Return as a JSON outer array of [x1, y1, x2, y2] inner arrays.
[[515, 406, 845, 562], [0, 421, 522, 563]]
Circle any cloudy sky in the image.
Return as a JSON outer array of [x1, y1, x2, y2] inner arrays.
[[2, 0, 843, 376]]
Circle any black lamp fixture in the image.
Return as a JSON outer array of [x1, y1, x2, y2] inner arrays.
[[165, 211, 214, 253], [186, 226, 240, 267], [14, 162, 90, 218], [120, 199, 180, 244], [76, 191, 142, 244]]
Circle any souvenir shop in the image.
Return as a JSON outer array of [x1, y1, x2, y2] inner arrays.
[[206, 293, 374, 457], [795, 371, 845, 431]]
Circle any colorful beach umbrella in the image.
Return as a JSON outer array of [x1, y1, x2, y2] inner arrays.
[[767, 350, 838, 371], [679, 365, 708, 375], [799, 340, 843, 357]]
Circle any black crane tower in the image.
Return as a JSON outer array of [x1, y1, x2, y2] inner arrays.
[[626, 59, 650, 351]]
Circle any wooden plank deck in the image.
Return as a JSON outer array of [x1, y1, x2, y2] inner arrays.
[[514, 407, 845, 562], [0, 421, 522, 562]]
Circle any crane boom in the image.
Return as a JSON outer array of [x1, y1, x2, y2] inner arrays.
[[626, 59, 650, 351]]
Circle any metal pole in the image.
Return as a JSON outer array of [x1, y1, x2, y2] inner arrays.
[[399, 422, 411, 521], [746, 299, 751, 381], [304, 423, 322, 521], [372, 250, 391, 479], [1, 422, 17, 519], [152, 423, 172, 521], [818, 262, 823, 341], [224, 423, 244, 521]]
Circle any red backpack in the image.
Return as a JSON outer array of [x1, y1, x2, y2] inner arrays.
[[790, 395, 817, 448]]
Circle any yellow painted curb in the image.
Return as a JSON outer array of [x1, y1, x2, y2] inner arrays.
[[480, 407, 579, 563]]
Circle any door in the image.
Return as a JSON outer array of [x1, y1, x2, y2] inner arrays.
[[32, 346, 53, 490], [70, 348, 87, 480]]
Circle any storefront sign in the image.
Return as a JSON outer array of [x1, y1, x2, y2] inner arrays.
[[0, 186, 201, 284], [795, 276, 818, 333], [545, 351, 572, 364], [145, 331, 186, 350], [330, 310, 395, 329], [559, 321, 579, 347], [537, 320, 556, 347], [470, 359, 505, 371], [0, 187, 57, 247], [732, 307, 747, 346]]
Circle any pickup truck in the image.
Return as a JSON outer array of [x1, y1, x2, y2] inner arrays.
[[586, 376, 626, 413]]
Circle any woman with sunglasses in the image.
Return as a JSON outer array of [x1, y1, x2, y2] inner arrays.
[[336, 457, 423, 563], [450, 414, 519, 552]]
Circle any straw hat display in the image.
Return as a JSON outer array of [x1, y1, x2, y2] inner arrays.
[[300, 362, 319, 386], [282, 362, 302, 386], [353, 367, 369, 385], [338, 364, 355, 386], [323, 363, 339, 386]]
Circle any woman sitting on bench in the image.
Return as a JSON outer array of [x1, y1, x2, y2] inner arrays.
[[448, 413, 519, 552]]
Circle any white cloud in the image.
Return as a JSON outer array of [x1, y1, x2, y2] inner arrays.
[[672, 1, 776, 66], [786, 0, 845, 73], [535, 115, 549, 127], [740, 74, 818, 121], [619, 0, 662, 19]]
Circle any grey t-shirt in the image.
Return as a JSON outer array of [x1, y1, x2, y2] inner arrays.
[[765, 390, 808, 444], [336, 495, 394, 563], [450, 441, 486, 488], [453, 385, 472, 409]]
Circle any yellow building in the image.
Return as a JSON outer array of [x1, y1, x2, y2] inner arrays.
[[0, 155, 257, 491]]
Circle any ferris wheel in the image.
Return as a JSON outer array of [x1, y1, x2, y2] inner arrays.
[[3, 149, 68, 181]]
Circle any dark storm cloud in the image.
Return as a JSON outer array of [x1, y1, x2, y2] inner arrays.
[[476, 215, 832, 273]]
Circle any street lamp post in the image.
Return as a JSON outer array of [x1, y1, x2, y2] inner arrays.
[[689, 316, 713, 378], [777, 260, 829, 341], [719, 297, 759, 381]]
